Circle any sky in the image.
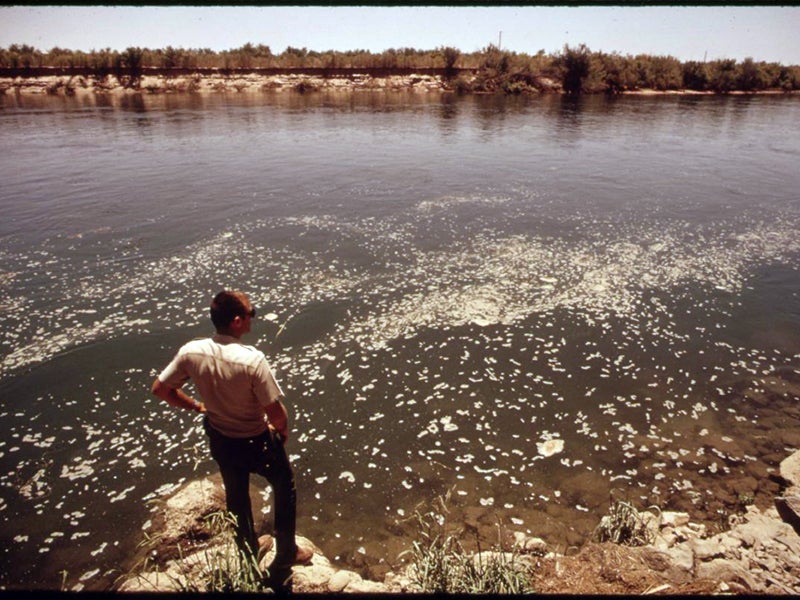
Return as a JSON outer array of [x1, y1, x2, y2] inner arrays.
[[1, 5, 799, 64]]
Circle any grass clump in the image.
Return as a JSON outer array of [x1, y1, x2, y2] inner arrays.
[[401, 494, 535, 593], [592, 499, 660, 546], [186, 512, 265, 592], [129, 511, 270, 592]]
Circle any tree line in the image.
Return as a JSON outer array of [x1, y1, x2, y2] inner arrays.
[[2, 43, 798, 93]]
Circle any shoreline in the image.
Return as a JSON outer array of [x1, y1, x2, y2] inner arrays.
[[117, 447, 800, 594], [2, 72, 798, 97]]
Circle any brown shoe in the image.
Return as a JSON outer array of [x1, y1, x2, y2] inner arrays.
[[269, 542, 314, 570]]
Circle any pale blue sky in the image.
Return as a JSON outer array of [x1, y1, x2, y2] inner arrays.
[[2, 5, 799, 64]]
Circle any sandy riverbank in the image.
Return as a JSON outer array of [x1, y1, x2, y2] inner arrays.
[[2, 73, 797, 97], [0, 73, 456, 95]]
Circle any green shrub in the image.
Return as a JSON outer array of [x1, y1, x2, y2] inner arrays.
[[439, 46, 461, 78], [779, 66, 800, 91], [452, 75, 473, 94], [501, 80, 531, 94], [683, 61, 709, 90], [599, 52, 638, 93], [649, 55, 683, 90], [555, 44, 606, 94], [708, 59, 738, 93], [737, 57, 771, 91]]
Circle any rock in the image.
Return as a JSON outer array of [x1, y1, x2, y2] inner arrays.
[[773, 529, 800, 556], [753, 554, 778, 572], [686, 521, 706, 536], [383, 569, 414, 592], [297, 535, 319, 557], [639, 548, 671, 572], [158, 478, 226, 544], [688, 536, 725, 560], [664, 545, 694, 572], [718, 533, 743, 557], [779, 450, 800, 488], [661, 511, 690, 528], [345, 578, 390, 593], [328, 569, 361, 592], [730, 510, 791, 549], [672, 525, 700, 542], [695, 558, 759, 592], [651, 534, 673, 551], [291, 557, 337, 591], [523, 536, 548, 556], [513, 532, 548, 555], [774, 495, 800, 535]]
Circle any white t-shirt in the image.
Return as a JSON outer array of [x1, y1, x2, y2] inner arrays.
[[158, 333, 284, 438]]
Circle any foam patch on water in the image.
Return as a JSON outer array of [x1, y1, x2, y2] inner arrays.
[[3, 207, 797, 378], [537, 439, 565, 457], [416, 194, 510, 212], [342, 219, 800, 350]]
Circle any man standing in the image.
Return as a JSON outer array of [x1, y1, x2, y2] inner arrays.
[[151, 289, 311, 580]]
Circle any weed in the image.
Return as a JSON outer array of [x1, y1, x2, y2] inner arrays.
[[120, 511, 271, 592], [592, 498, 660, 546], [400, 492, 535, 593], [452, 75, 474, 94]]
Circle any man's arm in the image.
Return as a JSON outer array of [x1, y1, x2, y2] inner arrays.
[[265, 399, 289, 442], [151, 378, 206, 413]]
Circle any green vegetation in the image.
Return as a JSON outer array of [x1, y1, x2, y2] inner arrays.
[[128, 511, 269, 592], [2, 42, 799, 94], [592, 499, 660, 546], [400, 494, 535, 593]]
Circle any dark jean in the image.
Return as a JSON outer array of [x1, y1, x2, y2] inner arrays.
[[203, 416, 298, 568]]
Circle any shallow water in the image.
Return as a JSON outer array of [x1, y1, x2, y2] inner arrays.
[[1, 90, 799, 589]]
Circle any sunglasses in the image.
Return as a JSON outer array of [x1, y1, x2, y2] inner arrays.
[[244, 307, 256, 318]]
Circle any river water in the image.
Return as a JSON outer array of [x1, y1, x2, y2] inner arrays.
[[1, 90, 799, 590]]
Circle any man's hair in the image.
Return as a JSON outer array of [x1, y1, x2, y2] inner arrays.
[[210, 290, 250, 330]]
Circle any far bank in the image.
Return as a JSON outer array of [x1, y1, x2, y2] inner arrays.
[[2, 69, 799, 97]]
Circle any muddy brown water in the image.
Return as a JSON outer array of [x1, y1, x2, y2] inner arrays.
[[0, 91, 799, 589]]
